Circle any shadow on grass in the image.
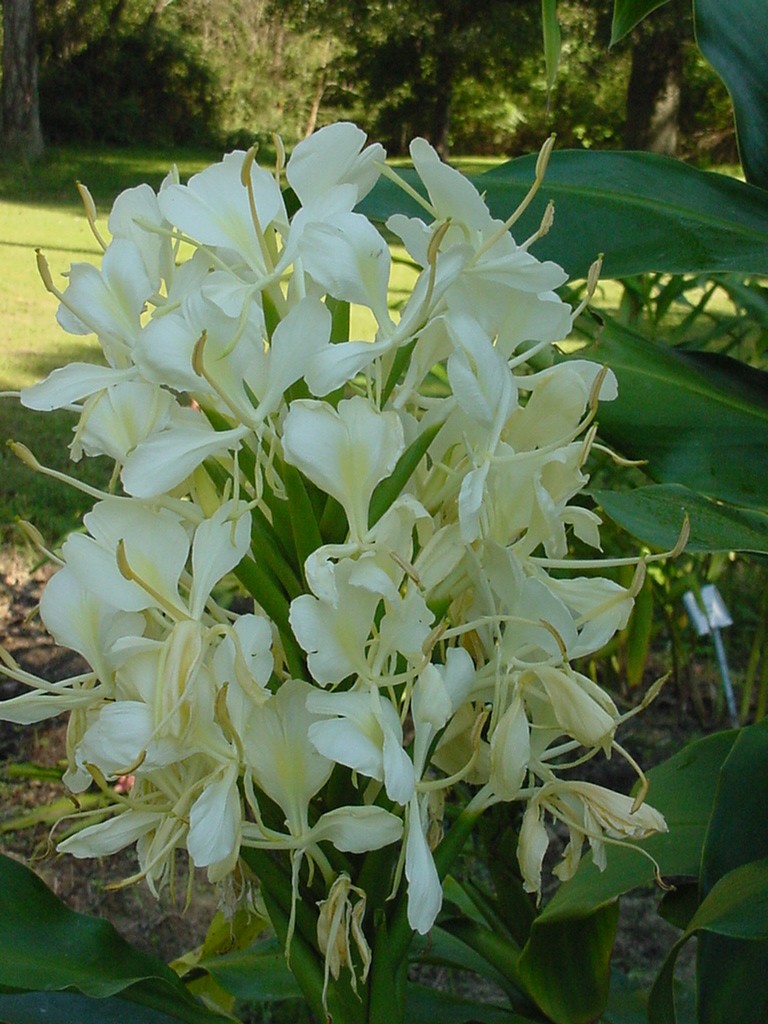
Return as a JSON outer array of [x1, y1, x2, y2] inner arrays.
[[1, 338, 105, 392], [0, 142, 268, 209], [0, 403, 113, 546]]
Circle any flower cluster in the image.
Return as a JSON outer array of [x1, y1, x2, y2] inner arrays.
[[2, 124, 666, 954]]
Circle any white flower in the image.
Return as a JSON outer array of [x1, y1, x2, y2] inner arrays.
[[282, 396, 404, 544], [307, 688, 415, 804]]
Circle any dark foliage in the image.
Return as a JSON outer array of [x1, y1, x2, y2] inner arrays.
[[38, 21, 220, 146]]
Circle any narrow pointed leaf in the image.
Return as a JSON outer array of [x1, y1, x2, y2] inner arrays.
[[541, 0, 561, 92], [610, 0, 673, 44], [411, 926, 524, 1005], [283, 463, 324, 573], [360, 152, 768, 278], [695, 0, 768, 188], [369, 422, 442, 527]]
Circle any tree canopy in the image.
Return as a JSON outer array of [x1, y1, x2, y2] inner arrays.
[[0, 0, 734, 156]]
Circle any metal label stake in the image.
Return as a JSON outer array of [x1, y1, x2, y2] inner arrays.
[[683, 584, 739, 728]]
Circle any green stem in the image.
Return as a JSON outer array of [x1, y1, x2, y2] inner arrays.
[[438, 918, 532, 1009], [234, 556, 305, 679], [250, 506, 303, 599], [283, 463, 324, 578]]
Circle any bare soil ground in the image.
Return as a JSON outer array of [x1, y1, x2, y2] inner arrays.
[[0, 548, 715, 1001]]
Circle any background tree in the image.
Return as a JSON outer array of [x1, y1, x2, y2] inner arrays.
[[1, 0, 44, 159], [622, 0, 688, 154]]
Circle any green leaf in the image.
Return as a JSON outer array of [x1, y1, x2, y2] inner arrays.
[[325, 296, 351, 344], [360, 152, 768, 279], [405, 983, 533, 1024], [694, 0, 768, 188], [601, 971, 696, 1024], [610, 0, 673, 44], [648, 859, 768, 1024], [369, 421, 442, 527], [518, 902, 619, 1024], [701, 719, 768, 892], [578, 316, 768, 508], [695, 718, 768, 1024], [593, 484, 768, 554], [411, 926, 525, 1007], [693, 858, 768, 940], [194, 940, 302, 1004], [437, 918, 528, 1005], [0, 992, 190, 1024], [0, 855, 225, 1024], [541, 0, 561, 93], [625, 573, 654, 686]]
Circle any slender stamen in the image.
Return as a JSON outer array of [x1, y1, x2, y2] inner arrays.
[[76, 182, 108, 252], [374, 161, 436, 217]]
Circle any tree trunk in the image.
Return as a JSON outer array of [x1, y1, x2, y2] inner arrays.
[[430, 49, 456, 160], [429, 5, 462, 160], [1, 0, 44, 160], [623, 3, 684, 156]]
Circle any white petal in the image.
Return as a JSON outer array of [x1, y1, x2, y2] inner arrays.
[[282, 397, 404, 542], [405, 795, 442, 934], [21, 364, 135, 411], [158, 152, 285, 270], [489, 696, 530, 801], [189, 500, 252, 617], [310, 805, 402, 853], [121, 418, 249, 498], [187, 767, 242, 868], [299, 213, 392, 325], [58, 811, 158, 858], [287, 123, 385, 205], [77, 701, 154, 776]]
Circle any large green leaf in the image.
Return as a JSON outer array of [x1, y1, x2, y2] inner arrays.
[[411, 925, 526, 1007], [694, 719, 768, 1024], [610, 0, 673, 44], [193, 940, 302, 1004], [518, 903, 619, 1024], [0, 855, 224, 1024], [648, 858, 768, 1024], [577, 316, 768, 509], [0, 992, 188, 1024], [360, 152, 768, 279], [694, 0, 768, 189], [592, 484, 768, 553], [405, 983, 532, 1024], [601, 970, 696, 1024]]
